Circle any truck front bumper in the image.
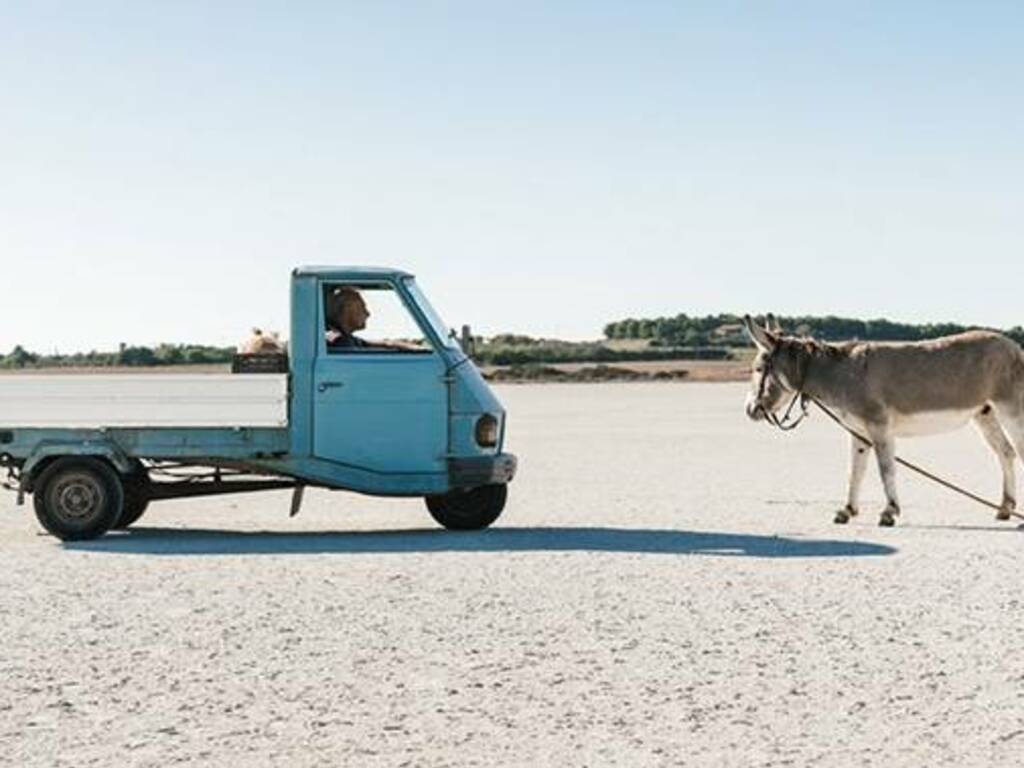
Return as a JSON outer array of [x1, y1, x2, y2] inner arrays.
[[449, 453, 517, 488]]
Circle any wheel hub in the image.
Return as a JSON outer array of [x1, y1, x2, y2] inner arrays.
[[53, 474, 104, 519]]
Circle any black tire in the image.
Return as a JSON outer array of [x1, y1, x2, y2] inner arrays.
[[32, 457, 124, 541], [113, 463, 151, 529], [425, 484, 507, 530]]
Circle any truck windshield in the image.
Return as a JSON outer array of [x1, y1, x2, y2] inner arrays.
[[403, 278, 461, 351]]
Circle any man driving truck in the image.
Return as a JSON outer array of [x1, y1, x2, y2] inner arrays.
[[325, 286, 371, 349], [325, 286, 425, 352]]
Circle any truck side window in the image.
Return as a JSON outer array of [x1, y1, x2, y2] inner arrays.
[[323, 283, 433, 354]]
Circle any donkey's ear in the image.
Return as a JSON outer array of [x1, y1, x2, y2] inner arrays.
[[766, 313, 783, 334], [743, 314, 778, 351]]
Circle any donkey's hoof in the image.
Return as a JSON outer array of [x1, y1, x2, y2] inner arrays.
[[834, 509, 851, 525], [997, 499, 1016, 521], [879, 512, 896, 527]]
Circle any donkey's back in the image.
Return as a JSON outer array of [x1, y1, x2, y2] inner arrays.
[[850, 330, 1024, 415]]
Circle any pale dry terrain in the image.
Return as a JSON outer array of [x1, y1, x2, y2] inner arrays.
[[2, 383, 1024, 767]]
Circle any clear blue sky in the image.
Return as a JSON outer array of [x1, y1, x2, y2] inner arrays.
[[2, 2, 1022, 353]]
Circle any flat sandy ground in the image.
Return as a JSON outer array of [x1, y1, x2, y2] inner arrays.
[[2, 383, 1024, 767]]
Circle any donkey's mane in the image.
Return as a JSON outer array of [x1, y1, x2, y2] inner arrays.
[[781, 335, 849, 360]]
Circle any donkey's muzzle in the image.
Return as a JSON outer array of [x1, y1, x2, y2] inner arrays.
[[745, 398, 766, 422]]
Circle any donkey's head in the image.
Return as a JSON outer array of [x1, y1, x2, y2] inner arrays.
[[742, 314, 807, 422]]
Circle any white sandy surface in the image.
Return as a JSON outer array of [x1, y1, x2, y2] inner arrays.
[[2, 383, 1024, 767]]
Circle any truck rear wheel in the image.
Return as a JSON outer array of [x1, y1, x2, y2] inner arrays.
[[425, 484, 507, 530], [33, 457, 124, 541]]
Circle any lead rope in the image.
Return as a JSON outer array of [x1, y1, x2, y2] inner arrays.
[[807, 396, 1024, 521]]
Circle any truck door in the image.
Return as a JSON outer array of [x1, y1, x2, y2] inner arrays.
[[312, 282, 448, 474]]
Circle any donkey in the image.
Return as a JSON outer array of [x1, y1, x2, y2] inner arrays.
[[742, 315, 1024, 526]]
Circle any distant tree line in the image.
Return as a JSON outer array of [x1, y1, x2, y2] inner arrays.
[[5, 315, 1023, 370], [604, 314, 1024, 348], [0, 343, 236, 369], [472, 338, 730, 365]]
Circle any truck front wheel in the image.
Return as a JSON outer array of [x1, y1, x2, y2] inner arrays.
[[33, 457, 124, 541], [425, 484, 507, 530]]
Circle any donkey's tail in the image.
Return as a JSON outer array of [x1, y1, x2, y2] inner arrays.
[[1014, 340, 1024, 405]]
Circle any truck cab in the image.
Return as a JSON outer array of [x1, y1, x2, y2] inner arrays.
[[273, 266, 517, 522]]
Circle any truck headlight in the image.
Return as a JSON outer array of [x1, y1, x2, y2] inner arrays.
[[475, 414, 499, 448]]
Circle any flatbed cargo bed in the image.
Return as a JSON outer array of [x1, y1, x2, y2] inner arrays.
[[0, 374, 288, 428]]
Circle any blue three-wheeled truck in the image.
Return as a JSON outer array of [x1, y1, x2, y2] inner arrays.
[[0, 267, 517, 540]]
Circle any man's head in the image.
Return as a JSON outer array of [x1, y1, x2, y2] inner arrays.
[[327, 287, 370, 334]]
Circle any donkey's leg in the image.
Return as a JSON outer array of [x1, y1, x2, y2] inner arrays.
[[993, 399, 1024, 471], [868, 428, 900, 526], [973, 406, 1017, 520], [835, 435, 871, 524]]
